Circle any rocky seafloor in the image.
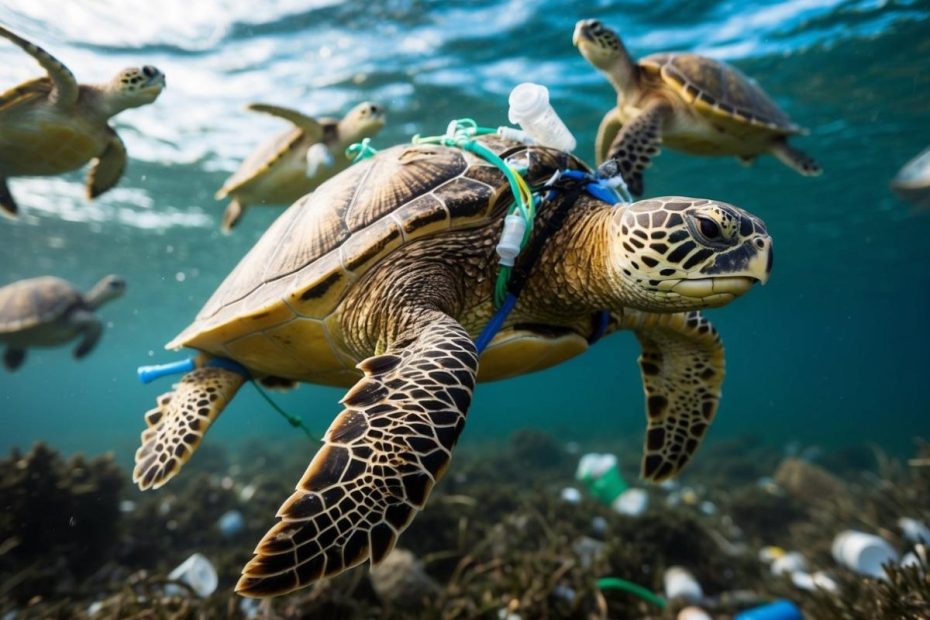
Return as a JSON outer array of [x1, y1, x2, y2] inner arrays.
[[1, 430, 928, 620]]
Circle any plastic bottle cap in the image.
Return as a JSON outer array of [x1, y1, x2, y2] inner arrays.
[[508, 83, 549, 124]]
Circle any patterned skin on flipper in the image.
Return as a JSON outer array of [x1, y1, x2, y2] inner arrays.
[[603, 99, 671, 196], [133, 367, 246, 490], [236, 311, 477, 598], [0, 24, 78, 107], [614, 309, 723, 481]]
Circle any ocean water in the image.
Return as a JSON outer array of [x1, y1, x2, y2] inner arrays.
[[1, 0, 928, 469]]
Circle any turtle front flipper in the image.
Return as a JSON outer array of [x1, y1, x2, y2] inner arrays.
[[594, 109, 623, 166], [0, 24, 78, 107], [86, 131, 127, 199], [133, 366, 247, 490], [247, 103, 324, 140], [237, 311, 477, 598], [769, 139, 822, 177], [0, 178, 16, 218], [617, 309, 724, 481], [221, 198, 247, 233], [600, 99, 672, 196], [3, 347, 25, 371]]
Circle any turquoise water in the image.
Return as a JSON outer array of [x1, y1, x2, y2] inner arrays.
[[1, 0, 928, 467]]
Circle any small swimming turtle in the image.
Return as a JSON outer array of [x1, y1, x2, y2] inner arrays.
[[0, 275, 126, 370], [0, 24, 165, 218], [891, 146, 930, 209], [133, 136, 772, 597], [215, 101, 386, 231], [573, 19, 820, 196]]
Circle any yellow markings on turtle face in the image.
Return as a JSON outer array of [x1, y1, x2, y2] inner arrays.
[[339, 216, 404, 274], [261, 317, 347, 375], [476, 330, 589, 382]]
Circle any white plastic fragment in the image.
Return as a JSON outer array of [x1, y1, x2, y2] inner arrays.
[[306, 143, 334, 177], [663, 566, 703, 602], [771, 551, 807, 576], [832, 530, 899, 578], [507, 83, 576, 152], [167, 552, 218, 597], [560, 486, 582, 504], [789, 570, 839, 593], [611, 487, 648, 517], [899, 517, 930, 543], [677, 606, 713, 620], [496, 126, 537, 145], [217, 509, 245, 537]]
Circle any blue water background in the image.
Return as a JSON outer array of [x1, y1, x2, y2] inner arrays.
[[0, 0, 928, 466]]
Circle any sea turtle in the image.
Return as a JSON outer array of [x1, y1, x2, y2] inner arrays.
[[891, 145, 930, 209], [573, 19, 821, 196], [0, 24, 165, 218], [0, 274, 126, 370], [215, 101, 386, 231], [132, 135, 772, 597]]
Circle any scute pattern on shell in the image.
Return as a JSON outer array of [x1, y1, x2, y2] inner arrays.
[[643, 52, 800, 133], [0, 276, 80, 333]]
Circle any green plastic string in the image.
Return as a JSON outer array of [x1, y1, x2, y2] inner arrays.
[[346, 137, 378, 162], [413, 119, 535, 308], [250, 381, 323, 445], [596, 577, 667, 609]]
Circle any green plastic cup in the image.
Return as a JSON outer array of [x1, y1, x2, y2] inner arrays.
[[576, 454, 628, 505]]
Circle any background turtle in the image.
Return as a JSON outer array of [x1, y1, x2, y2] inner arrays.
[[133, 135, 772, 597], [0, 24, 165, 218], [0, 275, 125, 370], [573, 19, 821, 196], [891, 145, 930, 209], [215, 101, 386, 231]]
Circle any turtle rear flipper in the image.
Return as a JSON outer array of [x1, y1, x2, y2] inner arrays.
[[133, 366, 246, 490], [618, 309, 724, 481], [237, 311, 477, 598]]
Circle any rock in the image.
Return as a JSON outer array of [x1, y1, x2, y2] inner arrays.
[[369, 548, 439, 609]]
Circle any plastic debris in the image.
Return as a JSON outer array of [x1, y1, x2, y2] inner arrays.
[[832, 530, 899, 578], [560, 486, 582, 504], [167, 553, 218, 598], [612, 487, 649, 517], [507, 83, 576, 152], [771, 551, 807, 576], [217, 509, 245, 537], [898, 517, 930, 543], [678, 606, 713, 620], [663, 566, 703, 602], [734, 599, 803, 620]]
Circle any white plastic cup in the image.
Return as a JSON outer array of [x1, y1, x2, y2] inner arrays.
[[611, 487, 648, 517], [663, 566, 703, 602], [771, 551, 807, 576], [167, 552, 218, 597], [832, 530, 899, 577], [507, 83, 576, 152]]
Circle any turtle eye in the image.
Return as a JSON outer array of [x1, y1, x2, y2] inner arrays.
[[698, 216, 720, 240]]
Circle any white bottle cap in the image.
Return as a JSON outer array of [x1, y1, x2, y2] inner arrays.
[[508, 83, 549, 124]]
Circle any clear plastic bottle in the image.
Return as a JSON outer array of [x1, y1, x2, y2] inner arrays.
[[507, 82, 576, 152]]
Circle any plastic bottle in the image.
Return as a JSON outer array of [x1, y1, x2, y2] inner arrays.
[[831, 530, 899, 578], [507, 83, 576, 152]]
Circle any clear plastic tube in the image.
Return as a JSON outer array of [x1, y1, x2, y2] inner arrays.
[[507, 83, 576, 152]]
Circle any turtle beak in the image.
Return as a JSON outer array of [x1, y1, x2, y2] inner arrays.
[[572, 21, 592, 47], [747, 237, 773, 286]]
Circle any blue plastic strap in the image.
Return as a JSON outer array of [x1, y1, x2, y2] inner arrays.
[[206, 357, 252, 379], [137, 358, 196, 384], [588, 310, 611, 345], [475, 293, 518, 353]]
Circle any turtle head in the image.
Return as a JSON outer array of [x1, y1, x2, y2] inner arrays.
[[573, 19, 638, 97], [103, 65, 165, 114], [85, 274, 127, 310], [339, 101, 386, 144], [610, 197, 772, 311]]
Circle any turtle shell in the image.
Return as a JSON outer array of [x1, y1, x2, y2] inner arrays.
[[0, 276, 80, 334], [641, 53, 802, 134], [169, 137, 582, 381]]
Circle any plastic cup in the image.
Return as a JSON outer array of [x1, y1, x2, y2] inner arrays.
[[167, 552, 218, 597], [663, 566, 703, 602], [576, 453, 628, 505], [832, 530, 899, 578]]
